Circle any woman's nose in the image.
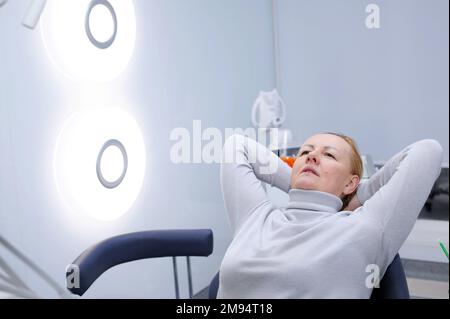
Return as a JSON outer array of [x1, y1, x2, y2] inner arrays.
[[306, 153, 318, 164]]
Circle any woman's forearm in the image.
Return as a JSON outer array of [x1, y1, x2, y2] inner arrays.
[[357, 140, 443, 206], [220, 134, 291, 234], [224, 134, 291, 192], [355, 139, 443, 264], [355, 140, 436, 205]]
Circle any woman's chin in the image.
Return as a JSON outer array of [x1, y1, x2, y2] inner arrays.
[[292, 179, 317, 191]]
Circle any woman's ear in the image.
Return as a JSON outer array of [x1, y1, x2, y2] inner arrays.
[[343, 175, 360, 196]]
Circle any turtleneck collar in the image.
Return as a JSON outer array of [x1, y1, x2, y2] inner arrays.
[[286, 189, 343, 213]]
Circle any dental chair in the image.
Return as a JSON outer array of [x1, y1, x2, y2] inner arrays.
[[66, 229, 214, 298], [66, 230, 409, 299], [208, 254, 410, 299]]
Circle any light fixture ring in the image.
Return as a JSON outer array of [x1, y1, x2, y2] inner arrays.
[[85, 0, 117, 49], [96, 139, 128, 189]]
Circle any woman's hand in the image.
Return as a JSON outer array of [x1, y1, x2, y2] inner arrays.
[[344, 193, 363, 211]]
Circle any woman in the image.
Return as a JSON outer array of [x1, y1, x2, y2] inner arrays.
[[218, 133, 443, 299]]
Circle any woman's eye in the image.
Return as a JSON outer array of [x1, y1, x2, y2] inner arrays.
[[299, 151, 309, 157], [325, 153, 336, 159]]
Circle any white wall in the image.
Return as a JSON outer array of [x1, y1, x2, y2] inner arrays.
[[276, 0, 449, 163], [0, 0, 275, 298]]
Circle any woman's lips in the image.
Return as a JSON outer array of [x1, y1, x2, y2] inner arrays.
[[301, 171, 318, 177], [300, 166, 320, 176]]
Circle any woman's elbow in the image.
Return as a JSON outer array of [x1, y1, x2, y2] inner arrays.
[[419, 139, 444, 176], [422, 139, 444, 159], [222, 134, 247, 164], [224, 134, 244, 148]]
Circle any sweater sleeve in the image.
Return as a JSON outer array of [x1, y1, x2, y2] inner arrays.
[[355, 139, 443, 267], [220, 134, 292, 235]]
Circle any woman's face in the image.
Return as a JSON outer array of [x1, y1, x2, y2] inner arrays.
[[290, 134, 360, 199]]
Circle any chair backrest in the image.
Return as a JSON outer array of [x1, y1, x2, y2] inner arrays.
[[209, 254, 409, 299], [370, 254, 410, 299]]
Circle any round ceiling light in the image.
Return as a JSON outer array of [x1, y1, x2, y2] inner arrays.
[[40, 0, 136, 82], [54, 107, 146, 221]]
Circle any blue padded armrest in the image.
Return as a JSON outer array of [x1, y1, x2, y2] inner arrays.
[[67, 229, 214, 296]]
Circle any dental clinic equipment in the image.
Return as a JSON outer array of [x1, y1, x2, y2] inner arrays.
[[0, 236, 73, 299], [66, 230, 214, 299], [251, 89, 286, 130], [0, 0, 47, 29], [438, 240, 449, 260], [251, 89, 293, 154], [361, 155, 377, 180], [251, 0, 293, 154], [22, 0, 47, 29]]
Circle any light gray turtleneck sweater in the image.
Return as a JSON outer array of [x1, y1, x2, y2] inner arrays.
[[218, 134, 443, 299]]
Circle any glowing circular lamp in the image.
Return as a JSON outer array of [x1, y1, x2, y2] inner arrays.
[[40, 0, 136, 82], [54, 108, 146, 221]]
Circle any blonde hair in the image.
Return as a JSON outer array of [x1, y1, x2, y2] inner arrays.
[[324, 132, 363, 210]]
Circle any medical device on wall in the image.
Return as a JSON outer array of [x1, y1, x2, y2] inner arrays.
[[251, 89, 293, 152], [251, 89, 286, 130], [22, 0, 47, 29]]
